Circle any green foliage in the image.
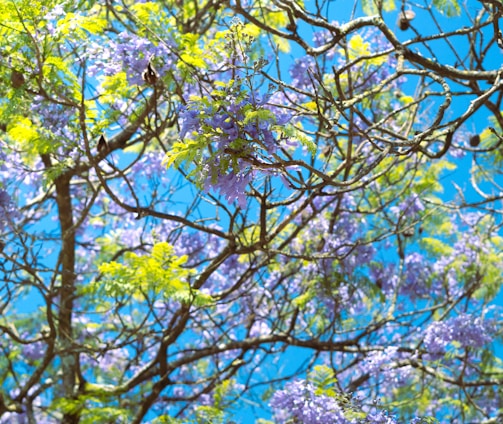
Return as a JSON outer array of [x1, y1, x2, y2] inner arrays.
[[129, 1, 162, 24], [193, 405, 225, 423], [51, 396, 130, 423], [432, 0, 461, 16], [213, 379, 236, 408], [55, 7, 107, 37], [151, 416, 184, 424], [308, 365, 337, 393], [243, 108, 276, 126], [344, 34, 388, 66], [191, 379, 240, 423], [178, 33, 210, 72], [421, 237, 453, 256], [362, 0, 396, 15], [94, 242, 212, 305], [80, 405, 130, 424], [292, 283, 316, 309], [414, 159, 456, 194]]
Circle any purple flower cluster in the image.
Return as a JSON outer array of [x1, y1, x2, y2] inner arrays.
[[180, 89, 291, 151], [177, 86, 293, 207], [30, 96, 77, 142], [391, 252, 431, 300], [284, 194, 378, 316], [22, 340, 46, 361], [289, 56, 318, 89], [362, 346, 399, 375], [423, 313, 494, 358], [360, 347, 413, 387], [203, 162, 253, 208], [270, 380, 349, 423], [364, 410, 399, 424], [0, 187, 15, 231], [270, 379, 410, 423], [43, 4, 65, 36], [86, 31, 174, 85], [312, 24, 339, 60], [390, 195, 424, 220]]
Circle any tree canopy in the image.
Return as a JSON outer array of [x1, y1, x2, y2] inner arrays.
[[0, 0, 503, 422]]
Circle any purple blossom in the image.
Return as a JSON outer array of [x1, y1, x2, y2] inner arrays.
[[390, 195, 424, 219], [86, 31, 174, 85], [312, 25, 339, 60], [270, 380, 349, 423], [179, 108, 201, 139], [247, 91, 272, 106], [22, 342, 46, 361], [271, 380, 406, 423], [0, 187, 15, 230], [203, 166, 252, 208], [362, 347, 399, 375], [395, 252, 432, 299], [267, 90, 297, 123], [206, 113, 240, 144], [175, 85, 295, 209], [289, 56, 318, 89], [249, 320, 271, 337], [43, 4, 65, 36], [30, 96, 76, 139], [423, 313, 494, 358], [365, 410, 399, 424], [360, 347, 412, 387]]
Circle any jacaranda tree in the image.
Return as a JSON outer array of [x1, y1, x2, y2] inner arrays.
[[1, 0, 502, 422]]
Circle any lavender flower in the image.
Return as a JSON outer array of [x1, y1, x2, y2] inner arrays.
[[390, 195, 424, 220], [365, 410, 399, 424], [203, 165, 252, 208], [87, 31, 174, 85], [270, 379, 408, 423], [270, 380, 349, 423], [423, 313, 494, 358], [289, 56, 318, 89], [0, 187, 15, 231]]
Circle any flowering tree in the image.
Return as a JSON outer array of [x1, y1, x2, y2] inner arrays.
[[1, 0, 503, 422]]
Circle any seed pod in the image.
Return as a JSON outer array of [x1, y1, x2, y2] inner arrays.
[[402, 227, 415, 238], [142, 60, 158, 85], [316, 237, 326, 252], [397, 10, 416, 31], [97, 134, 108, 153], [469, 134, 480, 147], [322, 145, 332, 157], [11, 70, 25, 88]]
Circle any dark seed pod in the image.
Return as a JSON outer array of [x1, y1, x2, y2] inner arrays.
[[397, 10, 415, 31], [469, 134, 480, 147], [402, 227, 415, 238], [322, 145, 332, 157], [11, 70, 25, 88], [97, 134, 108, 153], [316, 237, 326, 252], [142, 60, 158, 85]]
